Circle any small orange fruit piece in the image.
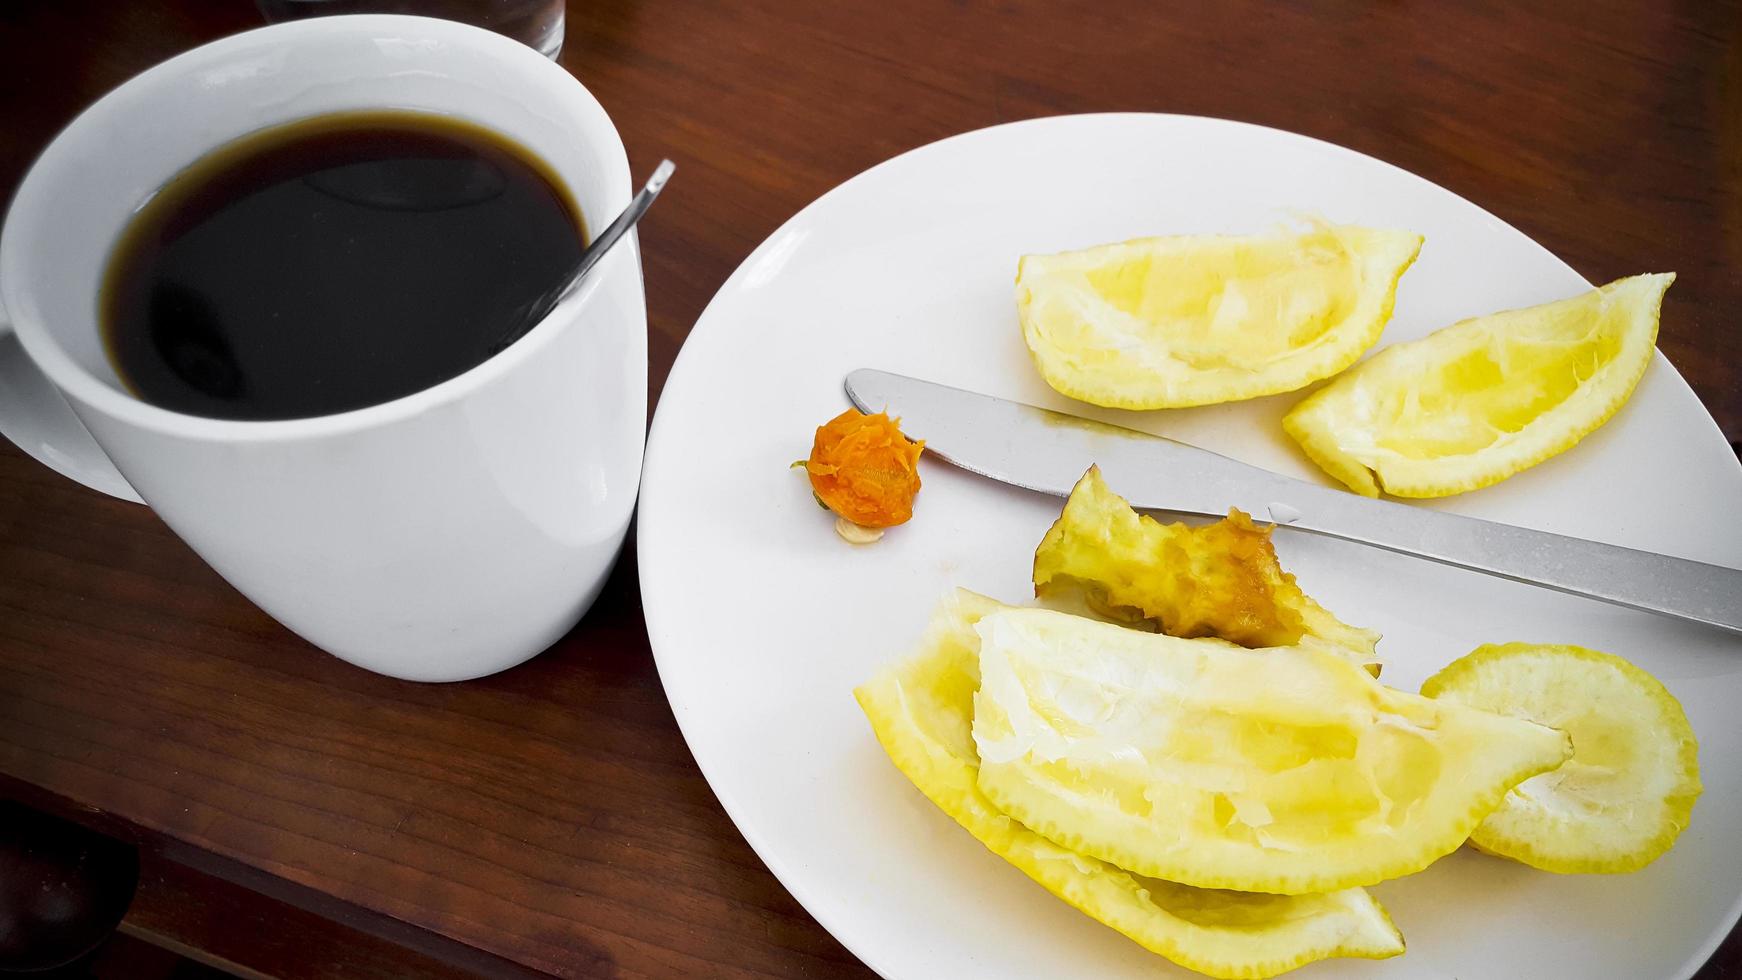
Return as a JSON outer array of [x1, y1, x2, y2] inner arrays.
[[805, 408, 924, 528]]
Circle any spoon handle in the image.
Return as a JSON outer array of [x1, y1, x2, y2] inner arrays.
[[493, 159, 675, 351], [553, 158, 675, 308]]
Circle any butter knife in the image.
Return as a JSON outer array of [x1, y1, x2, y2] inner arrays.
[[845, 368, 1742, 636]]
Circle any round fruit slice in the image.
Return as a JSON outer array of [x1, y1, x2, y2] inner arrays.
[[1283, 273, 1673, 498], [856, 590, 1405, 979], [1421, 642, 1701, 873], [971, 607, 1572, 895], [1016, 223, 1421, 409]]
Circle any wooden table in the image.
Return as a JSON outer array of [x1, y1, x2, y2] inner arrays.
[[2, 1, 1738, 976]]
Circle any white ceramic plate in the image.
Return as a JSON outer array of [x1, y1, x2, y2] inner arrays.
[[639, 114, 1742, 980]]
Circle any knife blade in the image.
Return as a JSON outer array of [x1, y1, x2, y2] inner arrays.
[[845, 368, 1742, 637]]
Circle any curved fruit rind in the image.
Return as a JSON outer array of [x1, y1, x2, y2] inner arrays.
[[1017, 224, 1422, 409], [856, 590, 1406, 979], [1283, 273, 1672, 498], [1421, 642, 1701, 874], [971, 607, 1572, 895], [1034, 466, 1379, 663]]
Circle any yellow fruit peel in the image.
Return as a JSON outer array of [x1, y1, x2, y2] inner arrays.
[[1034, 466, 1379, 663], [1017, 223, 1422, 409], [1422, 642, 1701, 874], [971, 607, 1573, 895], [1283, 273, 1673, 498], [855, 589, 1406, 979]]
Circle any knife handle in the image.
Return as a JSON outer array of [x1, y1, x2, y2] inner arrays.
[[1286, 485, 1742, 636]]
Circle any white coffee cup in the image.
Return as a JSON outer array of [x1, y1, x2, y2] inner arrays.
[[0, 16, 647, 681]]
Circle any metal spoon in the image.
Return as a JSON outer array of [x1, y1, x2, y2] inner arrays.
[[494, 158, 675, 349]]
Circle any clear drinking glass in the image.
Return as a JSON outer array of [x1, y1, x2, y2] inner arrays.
[[256, 0, 565, 59]]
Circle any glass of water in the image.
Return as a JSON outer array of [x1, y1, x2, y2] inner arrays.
[[256, 0, 566, 59]]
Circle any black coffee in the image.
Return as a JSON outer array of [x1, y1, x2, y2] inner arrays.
[[101, 110, 586, 421]]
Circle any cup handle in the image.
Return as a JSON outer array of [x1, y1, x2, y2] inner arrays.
[[0, 302, 143, 503]]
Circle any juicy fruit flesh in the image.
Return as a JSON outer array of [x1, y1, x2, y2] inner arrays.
[[854, 590, 1405, 979], [1018, 224, 1422, 409], [1372, 301, 1628, 459], [1079, 234, 1358, 371], [1283, 273, 1672, 497], [1033, 467, 1379, 661], [971, 608, 1572, 894], [1421, 643, 1701, 874]]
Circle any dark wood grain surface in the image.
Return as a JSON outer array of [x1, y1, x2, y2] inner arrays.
[[2, 1, 1738, 977]]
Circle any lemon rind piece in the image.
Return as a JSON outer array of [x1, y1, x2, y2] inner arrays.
[[1033, 466, 1381, 665], [856, 590, 1406, 979], [1017, 225, 1423, 410], [1282, 401, 1384, 496], [1422, 642, 1702, 874], [1283, 273, 1672, 498], [971, 608, 1573, 895]]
